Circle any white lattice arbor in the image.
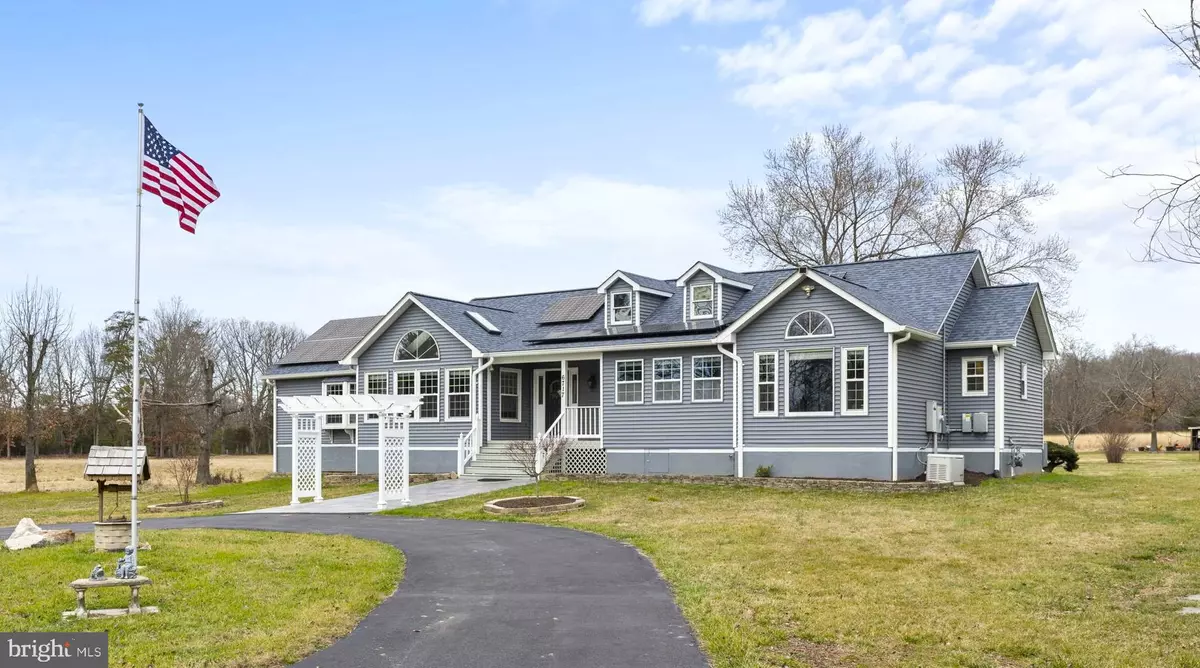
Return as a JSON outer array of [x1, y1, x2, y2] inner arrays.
[[277, 394, 420, 507]]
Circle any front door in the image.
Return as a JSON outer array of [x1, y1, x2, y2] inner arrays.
[[534, 369, 563, 436]]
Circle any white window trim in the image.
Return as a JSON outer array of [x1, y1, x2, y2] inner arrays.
[[393, 329, 441, 363], [785, 310, 835, 340], [690, 355, 724, 403], [322, 380, 352, 426], [362, 372, 390, 423], [614, 359, 644, 405], [610, 291, 634, 326], [962, 356, 988, 397], [499, 368, 522, 423], [784, 349, 836, 417], [689, 283, 715, 320], [651, 357, 683, 404], [840, 346, 869, 416], [445, 367, 473, 422], [415, 369, 441, 422], [1021, 362, 1029, 400], [753, 351, 778, 417]]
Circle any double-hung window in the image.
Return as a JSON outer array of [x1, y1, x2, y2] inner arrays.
[[841, 347, 868, 415], [446, 368, 471, 421], [652, 357, 682, 403], [416, 370, 439, 420], [610, 291, 633, 325], [754, 352, 777, 416], [394, 371, 415, 422], [323, 381, 346, 425], [691, 355, 723, 402], [786, 349, 834, 415], [690, 284, 714, 319], [499, 369, 521, 422], [615, 360, 643, 404], [364, 372, 388, 422], [962, 357, 987, 396], [1020, 363, 1029, 400]]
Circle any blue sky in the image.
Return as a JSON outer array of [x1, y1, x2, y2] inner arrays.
[[1, 0, 1197, 350]]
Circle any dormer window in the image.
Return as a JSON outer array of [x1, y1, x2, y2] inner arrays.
[[611, 291, 633, 325], [690, 284, 714, 319]]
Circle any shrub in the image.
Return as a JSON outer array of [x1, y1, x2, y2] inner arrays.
[[1101, 432, 1131, 464], [755, 465, 773, 478], [1044, 442, 1079, 473]]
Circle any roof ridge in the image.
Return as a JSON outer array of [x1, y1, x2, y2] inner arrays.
[[815, 249, 981, 270], [411, 293, 515, 314]]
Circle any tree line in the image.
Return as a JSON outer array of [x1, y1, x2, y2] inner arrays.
[[1047, 336, 1200, 451], [0, 280, 304, 491]]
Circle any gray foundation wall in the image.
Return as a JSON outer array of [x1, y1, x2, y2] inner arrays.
[[744, 451, 891, 480], [606, 451, 735, 476]]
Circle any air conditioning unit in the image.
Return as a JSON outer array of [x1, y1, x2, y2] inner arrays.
[[926, 454, 965, 485]]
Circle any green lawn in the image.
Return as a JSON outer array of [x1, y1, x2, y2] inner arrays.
[[0, 476, 378, 527], [388, 452, 1200, 667], [1, 529, 402, 667]]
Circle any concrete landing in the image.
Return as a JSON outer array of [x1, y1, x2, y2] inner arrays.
[[246, 476, 533, 514]]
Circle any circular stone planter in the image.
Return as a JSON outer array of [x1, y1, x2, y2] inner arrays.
[[483, 495, 585, 516], [146, 499, 225, 513]]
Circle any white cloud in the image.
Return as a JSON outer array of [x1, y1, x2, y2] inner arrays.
[[699, 0, 1200, 350], [637, 0, 785, 26]]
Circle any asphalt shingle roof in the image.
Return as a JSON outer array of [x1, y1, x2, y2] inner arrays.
[[618, 271, 676, 294], [276, 315, 381, 365], [948, 284, 1038, 343]]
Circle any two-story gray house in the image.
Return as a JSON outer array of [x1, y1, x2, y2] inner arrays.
[[265, 250, 1056, 481]]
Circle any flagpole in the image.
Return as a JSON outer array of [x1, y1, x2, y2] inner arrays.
[[130, 102, 144, 571]]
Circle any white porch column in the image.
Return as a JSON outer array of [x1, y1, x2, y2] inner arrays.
[[401, 414, 411, 506], [290, 414, 300, 506], [561, 358, 569, 434], [314, 434, 323, 502], [377, 422, 386, 510]]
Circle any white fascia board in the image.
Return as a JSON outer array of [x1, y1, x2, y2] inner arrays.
[[263, 369, 356, 380], [1028, 286, 1058, 356], [803, 272, 905, 331], [675, 262, 754, 290], [714, 269, 804, 343], [946, 339, 1014, 350], [596, 271, 673, 298], [339, 293, 482, 364]]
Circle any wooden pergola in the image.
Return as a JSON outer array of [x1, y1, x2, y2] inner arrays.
[[276, 394, 421, 509]]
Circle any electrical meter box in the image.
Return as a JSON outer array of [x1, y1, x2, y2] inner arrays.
[[972, 412, 990, 433], [961, 413, 973, 431], [925, 401, 944, 433]]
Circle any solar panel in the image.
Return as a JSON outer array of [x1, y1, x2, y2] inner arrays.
[[538, 295, 604, 324]]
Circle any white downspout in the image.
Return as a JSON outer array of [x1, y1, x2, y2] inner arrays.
[[717, 342, 742, 477], [889, 331, 912, 481], [993, 344, 1005, 476]]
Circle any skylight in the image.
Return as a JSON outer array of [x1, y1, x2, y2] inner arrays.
[[466, 311, 501, 334]]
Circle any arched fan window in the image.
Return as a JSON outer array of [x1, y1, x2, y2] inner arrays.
[[394, 329, 440, 361], [785, 311, 834, 339]]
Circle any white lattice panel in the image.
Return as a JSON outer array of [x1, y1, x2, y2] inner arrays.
[[380, 433, 408, 499], [563, 448, 607, 475], [294, 431, 319, 497]]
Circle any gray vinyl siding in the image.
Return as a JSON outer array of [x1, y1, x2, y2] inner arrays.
[[602, 346, 735, 450], [720, 285, 748, 321], [944, 349, 996, 454], [739, 278, 888, 448], [356, 306, 476, 450], [1005, 311, 1044, 453], [896, 338, 942, 450], [274, 376, 356, 446], [639, 293, 667, 323]]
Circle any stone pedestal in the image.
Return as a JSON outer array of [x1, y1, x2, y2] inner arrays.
[[93, 521, 137, 552]]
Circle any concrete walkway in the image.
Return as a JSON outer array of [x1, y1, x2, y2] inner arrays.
[[54, 515, 707, 668], [247, 476, 533, 513]]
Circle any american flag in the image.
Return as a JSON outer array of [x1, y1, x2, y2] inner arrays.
[[140, 116, 220, 233]]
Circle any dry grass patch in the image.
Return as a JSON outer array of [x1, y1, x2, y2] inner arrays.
[[1046, 432, 1191, 452], [390, 453, 1200, 667], [1, 529, 401, 667], [0, 455, 275, 493]]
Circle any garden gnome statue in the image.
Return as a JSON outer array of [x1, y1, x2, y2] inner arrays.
[[115, 546, 137, 579], [89, 564, 105, 581]]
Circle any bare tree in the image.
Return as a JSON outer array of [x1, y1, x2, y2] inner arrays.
[[166, 443, 200, 504], [220, 319, 304, 454], [721, 125, 931, 267], [1104, 3, 1200, 264], [505, 434, 569, 497], [0, 336, 17, 458], [47, 337, 87, 455], [1046, 339, 1108, 449], [3, 280, 72, 491], [929, 139, 1077, 323], [142, 299, 207, 457], [195, 354, 239, 484], [1103, 336, 1193, 451], [80, 325, 114, 445]]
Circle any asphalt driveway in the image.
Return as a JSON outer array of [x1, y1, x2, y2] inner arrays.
[[57, 514, 707, 668]]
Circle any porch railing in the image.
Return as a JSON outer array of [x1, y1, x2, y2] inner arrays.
[[562, 405, 601, 439], [457, 425, 479, 476]]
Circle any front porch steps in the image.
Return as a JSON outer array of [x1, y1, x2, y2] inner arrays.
[[462, 440, 562, 478]]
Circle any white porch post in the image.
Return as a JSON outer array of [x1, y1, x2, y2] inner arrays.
[[401, 413, 411, 506], [377, 421, 386, 510], [314, 434, 323, 503], [290, 414, 300, 506], [560, 358, 568, 435]]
